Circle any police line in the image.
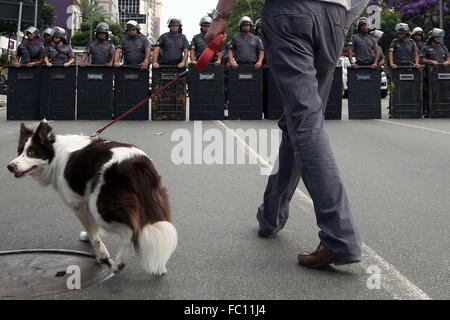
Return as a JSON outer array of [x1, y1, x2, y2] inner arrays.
[[6, 64, 450, 121]]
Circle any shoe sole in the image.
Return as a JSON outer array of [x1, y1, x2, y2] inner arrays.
[[298, 260, 361, 269]]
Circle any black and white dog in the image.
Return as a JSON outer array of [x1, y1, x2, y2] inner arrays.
[[7, 120, 177, 275]]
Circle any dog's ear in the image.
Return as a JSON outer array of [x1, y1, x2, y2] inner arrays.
[[20, 122, 33, 138], [18, 123, 34, 155], [35, 120, 55, 145]]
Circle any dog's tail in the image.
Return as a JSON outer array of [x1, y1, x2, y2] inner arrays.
[[137, 221, 177, 275]]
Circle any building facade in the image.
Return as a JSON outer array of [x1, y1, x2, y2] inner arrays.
[[118, 0, 161, 43], [97, 0, 120, 22]]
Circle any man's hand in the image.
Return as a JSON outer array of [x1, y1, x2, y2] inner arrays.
[[26, 62, 34, 68], [63, 62, 71, 67], [431, 60, 439, 66], [413, 63, 421, 69], [214, 60, 221, 67], [370, 63, 377, 69], [46, 62, 52, 67], [391, 63, 398, 69], [15, 61, 20, 68], [351, 63, 359, 69], [205, 18, 227, 44], [153, 62, 160, 69], [140, 60, 149, 70], [177, 62, 185, 69], [443, 60, 450, 67], [80, 62, 87, 67], [231, 61, 238, 69], [106, 61, 113, 67], [192, 61, 198, 65], [255, 62, 262, 70]]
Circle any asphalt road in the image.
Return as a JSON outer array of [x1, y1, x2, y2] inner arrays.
[[0, 99, 449, 300]]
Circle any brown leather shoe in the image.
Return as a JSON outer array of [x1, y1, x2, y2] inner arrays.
[[298, 243, 360, 268]]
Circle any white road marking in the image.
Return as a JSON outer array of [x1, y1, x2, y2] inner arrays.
[[342, 111, 450, 136], [375, 119, 450, 135], [215, 120, 432, 300]]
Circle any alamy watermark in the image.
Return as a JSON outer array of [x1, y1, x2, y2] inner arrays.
[[170, 121, 281, 175]]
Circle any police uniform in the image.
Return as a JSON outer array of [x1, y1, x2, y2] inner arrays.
[[17, 40, 45, 65], [118, 34, 151, 65], [84, 40, 115, 65], [389, 38, 418, 66], [348, 33, 378, 65], [44, 42, 53, 57], [46, 43, 74, 65], [229, 33, 264, 64], [155, 32, 189, 65], [257, 0, 362, 263], [420, 44, 450, 63], [191, 32, 216, 62], [377, 44, 385, 62]]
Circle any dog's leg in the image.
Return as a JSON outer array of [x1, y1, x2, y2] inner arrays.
[[74, 204, 111, 265], [112, 238, 133, 274]]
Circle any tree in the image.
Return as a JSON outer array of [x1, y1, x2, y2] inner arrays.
[[79, 0, 106, 22], [225, 0, 264, 42]]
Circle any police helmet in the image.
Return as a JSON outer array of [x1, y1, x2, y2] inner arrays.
[[53, 27, 67, 42], [430, 28, 445, 39], [411, 27, 424, 37], [199, 16, 212, 26], [168, 18, 182, 27], [370, 30, 384, 39], [239, 16, 253, 28], [357, 17, 369, 29], [126, 20, 141, 31], [395, 23, 410, 34], [255, 19, 262, 31], [24, 26, 40, 38], [43, 27, 54, 37]]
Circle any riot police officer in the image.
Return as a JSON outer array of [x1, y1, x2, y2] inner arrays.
[[370, 30, 385, 67], [81, 22, 115, 67], [191, 16, 221, 66], [229, 16, 264, 70], [388, 23, 420, 69], [153, 18, 190, 69], [15, 27, 45, 67], [114, 20, 151, 70], [420, 28, 450, 66], [348, 17, 379, 69], [412, 27, 425, 52], [42, 27, 54, 56], [44, 27, 75, 67]]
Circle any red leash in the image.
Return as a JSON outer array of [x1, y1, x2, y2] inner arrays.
[[92, 70, 188, 137]]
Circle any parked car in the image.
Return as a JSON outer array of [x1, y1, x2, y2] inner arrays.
[[340, 56, 388, 98]]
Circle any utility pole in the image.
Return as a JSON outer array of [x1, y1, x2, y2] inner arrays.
[[34, 0, 38, 27], [17, 1, 23, 44], [89, 0, 94, 44], [439, 0, 444, 29], [246, 0, 254, 23]]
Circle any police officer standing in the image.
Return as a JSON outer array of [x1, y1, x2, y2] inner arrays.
[[229, 16, 264, 70], [81, 22, 115, 67], [42, 28, 54, 56], [412, 27, 425, 53], [44, 27, 75, 67], [370, 30, 385, 67], [348, 17, 379, 68], [420, 28, 450, 66], [15, 27, 45, 68], [114, 20, 151, 70], [207, 0, 363, 268], [153, 18, 190, 69], [191, 16, 222, 66], [388, 23, 420, 69]]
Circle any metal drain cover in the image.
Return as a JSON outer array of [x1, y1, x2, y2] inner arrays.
[[0, 249, 114, 298]]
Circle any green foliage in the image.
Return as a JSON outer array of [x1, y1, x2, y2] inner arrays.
[[225, 0, 264, 42], [79, 0, 106, 21]]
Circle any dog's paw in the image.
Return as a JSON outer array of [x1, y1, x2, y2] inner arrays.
[[98, 256, 114, 268], [112, 262, 126, 274], [79, 231, 90, 242]]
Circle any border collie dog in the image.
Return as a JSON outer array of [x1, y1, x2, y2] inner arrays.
[[7, 120, 177, 275]]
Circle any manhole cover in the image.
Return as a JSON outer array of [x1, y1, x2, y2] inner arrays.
[[0, 249, 114, 298]]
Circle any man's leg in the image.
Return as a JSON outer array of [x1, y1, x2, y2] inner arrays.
[[259, 0, 361, 262]]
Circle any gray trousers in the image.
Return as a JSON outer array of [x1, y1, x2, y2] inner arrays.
[[257, 0, 361, 262]]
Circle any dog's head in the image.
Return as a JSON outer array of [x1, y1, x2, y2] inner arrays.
[[7, 120, 56, 178]]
